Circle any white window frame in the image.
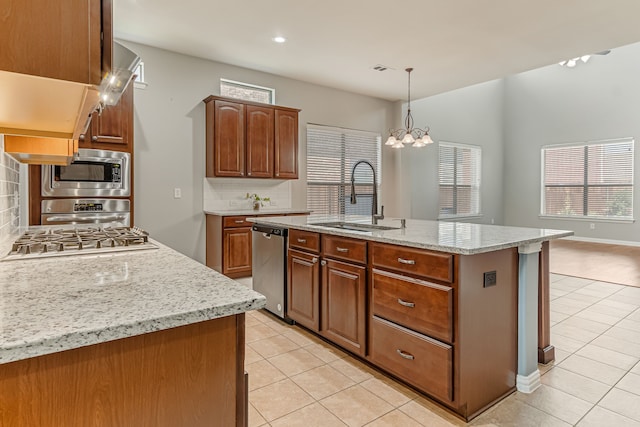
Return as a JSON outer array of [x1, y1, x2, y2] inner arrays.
[[437, 141, 482, 220], [220, 78, 275, 104], [133, 62, 147, 89], [540, 137, 635, 222]]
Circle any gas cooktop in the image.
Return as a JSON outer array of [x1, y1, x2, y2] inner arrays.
[[3, 226, 158, 261]]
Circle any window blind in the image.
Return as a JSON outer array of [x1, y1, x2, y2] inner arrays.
[[542, 138, 634, 219], [438, 142, 481, 217], [307, 124, 381, 216]]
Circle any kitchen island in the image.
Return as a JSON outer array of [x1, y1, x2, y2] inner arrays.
[[249, 215, 572, 420], [0, 238, 265, 427]]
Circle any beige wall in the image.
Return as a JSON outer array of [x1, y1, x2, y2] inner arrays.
[[122, 41, 397, 263]]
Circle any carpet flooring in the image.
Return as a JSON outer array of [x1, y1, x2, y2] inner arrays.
[[549, 239, 640, 287]]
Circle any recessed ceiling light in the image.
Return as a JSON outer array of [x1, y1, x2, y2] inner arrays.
[[273, 36, 286, 43]]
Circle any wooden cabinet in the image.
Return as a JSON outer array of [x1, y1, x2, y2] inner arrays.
[[210, 100, 245, 177], [282, 229, 519, 421], [274, 109, 298, 179], [224, 227, 253, 277], [246, 105, 274, 178], [0, 314, 247, 427], [0, 0, 112, 85], [287, 248, 321, 331], [204, 95, 300, 179], [79, 83, 134, 153], [206, 213, 308, 278], [321, 258, 366, 356]]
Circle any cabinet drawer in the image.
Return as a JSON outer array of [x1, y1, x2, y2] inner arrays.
[[322, 235, 367, 264], [370, 316, 453, 403], [370, 242, 453, 283], [224, 216, 253, 228], [289, 229, 320, 253], [372, 269, 453, 343]]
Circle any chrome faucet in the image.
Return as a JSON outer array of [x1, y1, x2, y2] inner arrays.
[[350, 160, 384, 224]]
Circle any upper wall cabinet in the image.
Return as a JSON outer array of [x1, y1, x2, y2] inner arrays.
[[0, 0, 112, 85], [204, 95, 300, 179], [79, 83, 134, 153]]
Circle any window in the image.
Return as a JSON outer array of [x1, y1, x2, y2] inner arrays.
[[438, 142, 481, 218], [220, 79, 275, 104], [133, 62, 147, 89], [307, 124, 381, 216], [541, 138, 634, 220]]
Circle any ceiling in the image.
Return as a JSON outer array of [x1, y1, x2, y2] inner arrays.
[[114, 0, 640, 101]]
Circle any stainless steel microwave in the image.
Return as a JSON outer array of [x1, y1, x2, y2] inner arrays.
[[42, 149, 131, 197]]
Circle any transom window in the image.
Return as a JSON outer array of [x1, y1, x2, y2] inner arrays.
[[306, 124, 381, 216], [220, 79, 275, 104], [438, 142, 482, 218], [541, 138, 634, 220]]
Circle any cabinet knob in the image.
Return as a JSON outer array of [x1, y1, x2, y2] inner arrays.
[[92, 136, 98, 142], [79, 134, 86, 141], [320, 260, 327, 266], [312, 257, 318, 264]]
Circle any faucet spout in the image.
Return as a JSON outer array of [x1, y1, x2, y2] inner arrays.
[[350, 160, 379, 220]]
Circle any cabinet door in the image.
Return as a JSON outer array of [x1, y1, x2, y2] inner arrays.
[[80, 83, 134, 151], [274, 109, 298, 179], [214, 100, 245, 177], [246, 105, 274, 178], [321, 258, 366, 356], [0, 0, 109, 85], [223, 227, 252, 277], [287, 249, 320, 331]]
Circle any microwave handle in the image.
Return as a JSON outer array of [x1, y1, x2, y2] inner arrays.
[[45, 215, 127, 223]]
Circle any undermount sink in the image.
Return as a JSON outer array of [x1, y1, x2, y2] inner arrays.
[[311, 221, 400, 232]]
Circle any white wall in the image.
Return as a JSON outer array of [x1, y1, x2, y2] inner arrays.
[[122, 41, 396, 263], [503, 43, 640, 242], [396, 79, 506, 224]]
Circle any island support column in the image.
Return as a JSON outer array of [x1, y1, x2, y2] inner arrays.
[[517, 242, 542, 393]]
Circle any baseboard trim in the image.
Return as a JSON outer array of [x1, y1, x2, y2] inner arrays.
[[516, 370, 541, 394], [560, 236, 640, 248]]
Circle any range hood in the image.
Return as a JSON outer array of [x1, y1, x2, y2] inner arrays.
[[0, 41, 140, 165], [99, 42, 142, 106]]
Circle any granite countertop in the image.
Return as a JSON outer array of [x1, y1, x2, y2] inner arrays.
[[204, 208, 311, 216], [0, 239, 266, 365], [249, 215, 573, 255]]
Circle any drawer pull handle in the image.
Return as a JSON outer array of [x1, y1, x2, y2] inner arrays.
[[235, 220, 244, 224], [397, 257, 415, 265], [297, 238, 307, 243], [336, 247, 349, 253], [397, 298, 415, 308], [396, 349, 415, 360]]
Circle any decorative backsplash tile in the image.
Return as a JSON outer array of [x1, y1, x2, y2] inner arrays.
[[203, 178, 291, 212], [0, 135, 21, 238]]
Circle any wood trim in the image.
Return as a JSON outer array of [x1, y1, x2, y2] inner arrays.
[[100, 0, 113, 82], [236, 314, 247, 427], [537, 241, 554, 364], [203, 95, 301, 113]]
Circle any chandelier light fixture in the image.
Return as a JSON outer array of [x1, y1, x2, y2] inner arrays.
[[385, 68, 434, 149]]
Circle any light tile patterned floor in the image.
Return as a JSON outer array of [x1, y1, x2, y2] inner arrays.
[[245, 274, 640, 426]]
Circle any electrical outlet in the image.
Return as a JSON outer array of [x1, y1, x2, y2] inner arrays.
[[590, 223, 595, 230], [483, 271, 497, 287], [174, 188, 182, 199]]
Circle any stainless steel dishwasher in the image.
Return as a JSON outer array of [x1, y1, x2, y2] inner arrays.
[[251, 224, 292, 323]]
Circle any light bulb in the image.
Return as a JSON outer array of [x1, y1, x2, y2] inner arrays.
[[402, 132, 415, 144], [385, 135, 397, 146], [567, 59, 577, 68], [392, 140, 404, 149], [412, 138, 426, 148], [422, 134, 434, 144], [580, 55, 591, 63]]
